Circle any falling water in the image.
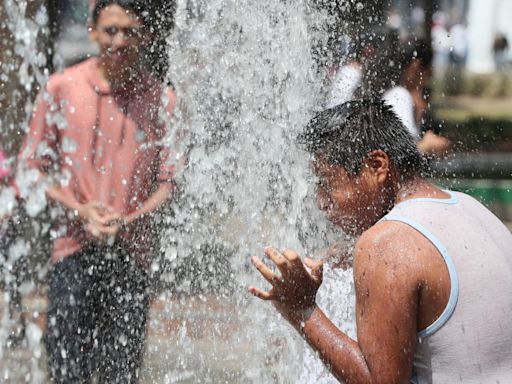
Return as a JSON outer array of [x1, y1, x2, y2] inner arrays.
[[1, 0, 359, 382], [151, 1, 342, 381], [1, 1, 52, 382]]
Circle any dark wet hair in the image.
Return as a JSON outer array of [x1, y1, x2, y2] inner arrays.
[[299, 99, 426, 177], [91, 0, 149, 26]]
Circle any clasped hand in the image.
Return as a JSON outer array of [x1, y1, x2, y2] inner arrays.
[[249, 247, 323, 328], [78, 201, 124, 241]]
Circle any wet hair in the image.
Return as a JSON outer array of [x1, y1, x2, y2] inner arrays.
[[91, 0, 149, 26], [299, 99, 426, 177]]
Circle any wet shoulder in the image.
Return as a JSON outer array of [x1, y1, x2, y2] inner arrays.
[[357, 219, 413, 250], [354, 220, 427, 278]]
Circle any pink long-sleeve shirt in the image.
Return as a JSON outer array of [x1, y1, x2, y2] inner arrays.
[[19, 58, 176, 262]]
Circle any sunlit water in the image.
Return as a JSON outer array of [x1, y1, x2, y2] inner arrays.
[[1, 0, 357, 382]]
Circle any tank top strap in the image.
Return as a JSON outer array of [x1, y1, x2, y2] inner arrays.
[[381, 214, 459, 340]]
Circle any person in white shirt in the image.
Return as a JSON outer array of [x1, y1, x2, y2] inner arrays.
[[382, 39, 450, 156]]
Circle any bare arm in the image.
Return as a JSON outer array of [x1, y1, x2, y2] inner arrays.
[[417, 131, 450, 156], [250, 222, 420, 384], [353, 225, 419, 383], [300, 307, 371, 382], [46, 185, 81, 213]]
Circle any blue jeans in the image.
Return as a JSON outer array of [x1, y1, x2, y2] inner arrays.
[[45, 244, 151, 383]]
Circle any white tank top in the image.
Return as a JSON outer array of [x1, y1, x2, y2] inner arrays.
[[382, 190, 512, 383]]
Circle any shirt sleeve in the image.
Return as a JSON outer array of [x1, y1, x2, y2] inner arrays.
[[18, 85, 60, 175]]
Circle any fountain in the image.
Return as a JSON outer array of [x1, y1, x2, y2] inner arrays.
[[147, 1, 339, 381], [0, 0, 379, 382]]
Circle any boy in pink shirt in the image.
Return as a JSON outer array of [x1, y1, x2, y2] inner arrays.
[[18, 1, 176, 382]]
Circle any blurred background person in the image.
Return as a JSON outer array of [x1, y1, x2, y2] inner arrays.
[[15, 0, 177, 382], [327, 28, 449, 157], [431, 11, 451, 78], [493, 32, 509, 72], [449, 21, 468, 71], [327, 28, 395, 108], [382, 39, 451, 156]]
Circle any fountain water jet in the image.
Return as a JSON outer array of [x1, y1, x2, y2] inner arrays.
[[151, 1, 354, 382], [1, 0, 361, 382]]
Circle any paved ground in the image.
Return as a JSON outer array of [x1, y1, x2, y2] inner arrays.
[[0, 292, 300, 384]]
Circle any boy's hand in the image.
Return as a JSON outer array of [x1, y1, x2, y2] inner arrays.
[[78, 202, 122, 240], [249, 247, 323, 328]]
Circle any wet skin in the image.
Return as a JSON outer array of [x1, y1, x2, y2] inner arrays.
[[250, 150, 451, 384]]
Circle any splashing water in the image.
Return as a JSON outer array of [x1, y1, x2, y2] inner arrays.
[[163, 0, 330, 286], [1, 1, 52, 382], [1, 0, 359, 382], [152, 1, 353, 381]]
